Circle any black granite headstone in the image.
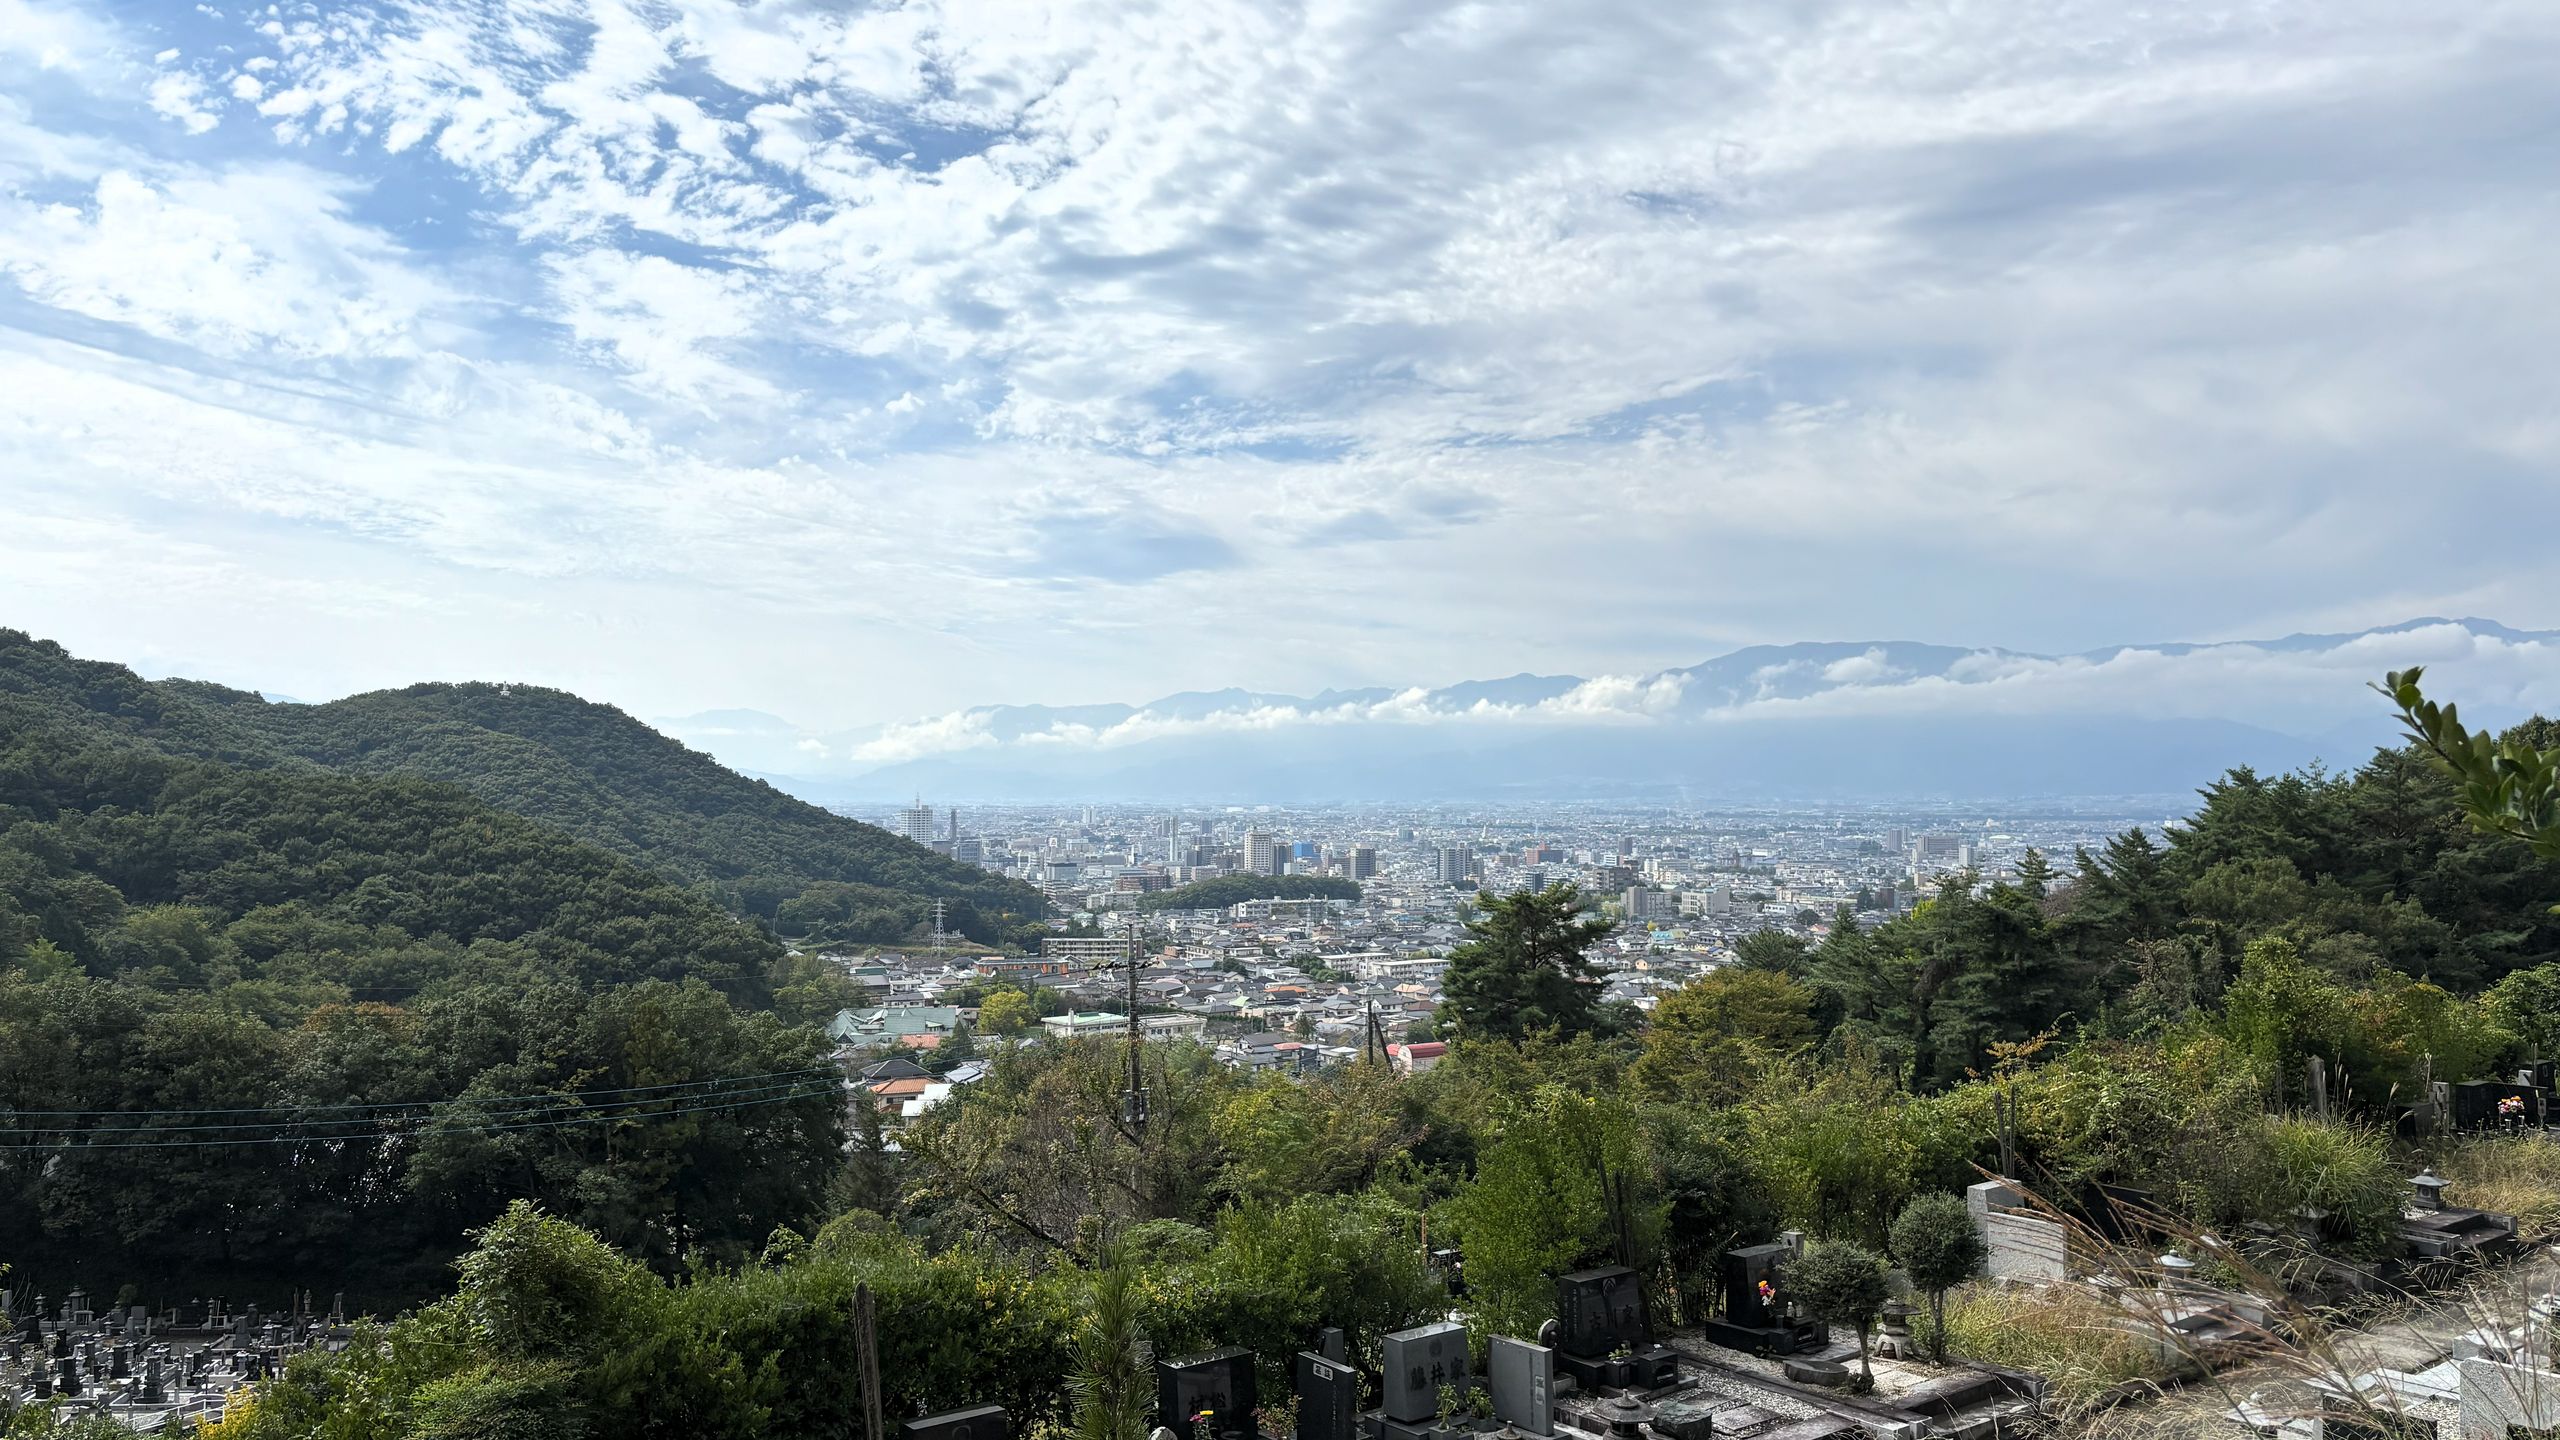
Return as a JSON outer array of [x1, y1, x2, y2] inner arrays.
[[2450, 1080, 2541, 1131], [1721, 1245, 1789, 1329], [1157, 1346, 1257, 1440], [1294, 1351, 1361, 1440], [1555, 1267, 1648, 1359]]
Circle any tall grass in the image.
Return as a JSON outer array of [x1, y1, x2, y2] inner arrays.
[[1930, 1281, 2176, 1421], [2438, 1136, 2560, 1243]]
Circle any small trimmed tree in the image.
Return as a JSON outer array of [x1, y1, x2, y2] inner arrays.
[[1789, 1242, 1891, 1387], [1888, 1193, 1986, 1364]]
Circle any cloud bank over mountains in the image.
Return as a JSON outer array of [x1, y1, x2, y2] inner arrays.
[[661, 618, 2560, 803], [3, 0, 2558, 725]]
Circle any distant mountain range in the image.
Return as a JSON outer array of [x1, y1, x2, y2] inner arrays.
[[660, 618, 2560, 805]]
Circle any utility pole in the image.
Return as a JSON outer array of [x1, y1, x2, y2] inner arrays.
[[1120, 921, 1149, 1135]]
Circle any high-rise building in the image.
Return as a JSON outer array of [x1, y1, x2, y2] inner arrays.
[[1242, 829, 1280, 876], [897, 800, 935, 844], [1348, 845, 1379, 881], [1435, 844, 1475, 887]]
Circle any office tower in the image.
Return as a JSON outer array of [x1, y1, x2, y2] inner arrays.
[[898, 800, 935, 844], [1243, 829, 1280, 877], [1349, 845, 1379, 881]]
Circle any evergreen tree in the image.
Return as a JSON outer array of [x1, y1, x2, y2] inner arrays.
[[1887, 1194, 1985, 1365], [1438, 884, 1615, 1041], [1789, 1241, 1891, 1387], [1068, 1246, 1154, 1440], [1734, 928, 1812, 976], [2015, 848, 2053, 901]]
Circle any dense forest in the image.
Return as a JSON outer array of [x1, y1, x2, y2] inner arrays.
[[0, 704, 855, 1297], [1134, 873, 1364, 912], [0, 632, 976, 1299], [0, 631, 1050, 946]]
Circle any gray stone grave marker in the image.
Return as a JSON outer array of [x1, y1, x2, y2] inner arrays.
[[1380, 1321, 1468, 1424], [1487, 1337, 1554, 1436]]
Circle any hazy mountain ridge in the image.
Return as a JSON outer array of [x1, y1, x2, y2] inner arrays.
[[661, 617, 2560, 804]]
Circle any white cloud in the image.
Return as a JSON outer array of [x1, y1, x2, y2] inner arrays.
[[146, 70, 218, 132], [2, 0, 2557, 727], [1, 166, 447, 358], [850, 710, 1003, 765], [787, 627, 2560, 770], [1821, 649, 1904, 686]]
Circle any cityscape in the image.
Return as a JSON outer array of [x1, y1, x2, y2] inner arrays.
[[6, 0, 2560, 1435], [830, 799, 2156, 1070]]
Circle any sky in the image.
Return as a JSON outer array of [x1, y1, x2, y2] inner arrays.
[[2, 0, 2556, 733]]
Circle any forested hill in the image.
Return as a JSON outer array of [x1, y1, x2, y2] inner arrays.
[[0, 630, 1049, 945]]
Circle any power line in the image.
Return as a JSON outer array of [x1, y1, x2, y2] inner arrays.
[[0, 1066, 839, 1118], [0, 1075, 838, 1136], [0, 1083, 842, 1151]]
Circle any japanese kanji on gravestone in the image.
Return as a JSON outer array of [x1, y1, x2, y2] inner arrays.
[[1380, 1321, 1469, 1424], [1294, 1350, 1361, 1440], [1157, 1347, 1257, 1440]]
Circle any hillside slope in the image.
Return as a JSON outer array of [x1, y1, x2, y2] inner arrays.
[[0, 631, 1049, 945]]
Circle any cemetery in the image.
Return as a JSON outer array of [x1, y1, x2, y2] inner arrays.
[[910, 1130, 2547, 1440], [0, 1287, 357, 1432]]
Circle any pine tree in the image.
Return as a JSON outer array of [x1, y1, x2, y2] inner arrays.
[[1068, 1246, 1154, 1440], [1438, 884, 1616, 1041]]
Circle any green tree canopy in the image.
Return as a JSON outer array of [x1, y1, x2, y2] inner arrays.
[[1787, 1241, 1892, 1386], [1887, 1193, 1985, 1365], [1438, 884, 1614, 1042]]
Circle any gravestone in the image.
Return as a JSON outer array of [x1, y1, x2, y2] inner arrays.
[[1294, 1350, 1362, 1440], [142, 1353, 167, 1404], [1157, 1346, 1257, 1440], [900, 1405, 1009, 1440], [1380, 1321, 1469, 1423], [1699, 1243, 1826, 1359], [1724, 1245, 1792, 1326], [1487, 1337, 1554, 1436], [56, 1355, 80, 1397], [2450, 1080, 2541, 1131], [1555, 1267, 1647, 1358]]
